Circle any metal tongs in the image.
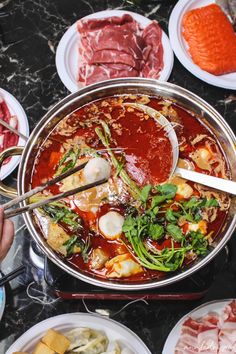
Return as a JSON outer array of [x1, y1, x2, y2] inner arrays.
[[2, 162, 108, 218]]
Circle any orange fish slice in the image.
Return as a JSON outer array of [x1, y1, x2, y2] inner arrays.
[[182, 4, 236, 76]]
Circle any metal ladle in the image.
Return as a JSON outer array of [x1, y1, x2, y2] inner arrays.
[[124, 103, 236, 195]]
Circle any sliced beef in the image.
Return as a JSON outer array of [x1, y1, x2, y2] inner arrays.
[[79, 63, 139, 86], [141, 20, 164, 78], [77, 14, 164, 85], [0, 96, 19, 164]]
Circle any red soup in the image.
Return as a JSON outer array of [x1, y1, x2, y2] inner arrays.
[[31, 95, 230, 282]]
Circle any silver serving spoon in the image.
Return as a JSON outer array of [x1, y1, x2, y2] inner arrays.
[[124, 103, 236, 195]]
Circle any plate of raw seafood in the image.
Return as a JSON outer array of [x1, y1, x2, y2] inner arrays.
[[6, 312, 151, 354], [169, 0, 236, 89]]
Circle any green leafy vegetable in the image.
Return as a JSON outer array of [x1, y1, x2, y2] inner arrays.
[[42, 204, 82, 232], [165, 209, 178, 223], [189, 231, 208, 256], [156, 184, 177, 198], [140, 184, 152, 203], [121, 181, 218, 272], [95, 123, 142, 200], [166, 224, 184, 242], [148, 224, 164, 240], [55, 147, 80, 175], [63, 235, 90, 261]]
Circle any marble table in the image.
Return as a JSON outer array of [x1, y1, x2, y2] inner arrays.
[[0, 0, 235, 353]]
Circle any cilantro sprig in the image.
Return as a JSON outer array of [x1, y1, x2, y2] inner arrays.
[[122, 182, 219, 272]]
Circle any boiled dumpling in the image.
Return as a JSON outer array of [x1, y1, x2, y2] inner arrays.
[[66, 327, 108, 353], [105, 253, 143, 278]]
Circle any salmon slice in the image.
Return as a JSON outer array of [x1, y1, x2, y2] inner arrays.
[[182, 4, 236, 76]]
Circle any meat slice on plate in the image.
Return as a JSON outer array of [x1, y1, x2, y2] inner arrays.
[[175, 314, 219, 354], [141, 21, 164, 78], [218, 301, 236, 353], [0, 95, 19, 162], [78, 63, 139, 86], [175, 317, 200, 353], [77, 14, 164, 85], [198, 313, 219, 354]]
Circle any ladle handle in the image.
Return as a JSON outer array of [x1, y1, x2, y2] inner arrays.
[[176, 167, 236, 195]]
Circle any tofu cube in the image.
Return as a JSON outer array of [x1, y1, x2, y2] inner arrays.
[[42, 329, 70, 354], [32, 342, 55, 354]]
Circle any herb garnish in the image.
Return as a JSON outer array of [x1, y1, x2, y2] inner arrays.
[[122, 182, 219, 272]]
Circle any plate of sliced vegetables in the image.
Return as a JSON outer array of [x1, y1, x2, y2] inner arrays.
[[6, 312, 151, 354]]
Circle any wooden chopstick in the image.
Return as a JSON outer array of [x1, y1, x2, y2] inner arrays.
[[0, 117, 28, 141], [0, 265, 25, 287], [3, 162, 88, 211], [4, 177, 108, 218]]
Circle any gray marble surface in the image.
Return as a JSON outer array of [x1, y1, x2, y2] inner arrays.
[[0, 0, 235, 353]]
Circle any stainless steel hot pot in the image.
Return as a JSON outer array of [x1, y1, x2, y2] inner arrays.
[[0, 78, 235, 290]]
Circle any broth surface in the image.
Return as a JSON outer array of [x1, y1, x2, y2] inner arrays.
[[31, 95, 230, 282]]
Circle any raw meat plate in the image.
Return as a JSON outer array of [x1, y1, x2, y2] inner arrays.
[[0, 88, 29, 180], [56, 10, 174, 92], [163, 299, 236, 353]]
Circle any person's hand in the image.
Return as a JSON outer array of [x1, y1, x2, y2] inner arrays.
[[0, 207, 14, 262]]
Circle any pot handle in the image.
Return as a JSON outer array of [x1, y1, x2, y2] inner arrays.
[[0, 146, 24, 198]]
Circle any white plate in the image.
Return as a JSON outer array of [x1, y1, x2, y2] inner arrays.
[[6, 312, 152, 354], [0, 88, 29, 180], [163, 299, 235, 353], [169, 0, 236, 89], [56, 10, 174, 92]]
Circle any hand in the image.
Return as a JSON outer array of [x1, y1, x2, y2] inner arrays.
[[0, 207, 14, 262]]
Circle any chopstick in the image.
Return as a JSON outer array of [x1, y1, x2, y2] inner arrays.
[[3, 147, 126, 212], [4, 177, 108, 218], [0, 265, 25, 287], [0, 117, 28, 141], [3, 147, 126, 218], [3, 161, 88, 211]]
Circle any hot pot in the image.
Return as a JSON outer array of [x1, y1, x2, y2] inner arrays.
[[0, 78, 235, 291]]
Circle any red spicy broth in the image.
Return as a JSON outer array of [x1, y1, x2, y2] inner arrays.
[[31, 95, 230, 282]]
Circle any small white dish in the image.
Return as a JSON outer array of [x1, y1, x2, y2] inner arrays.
[[163, 299, 234, 353], [6, 312, 152, 353], [56, 10, 174, 92], [169, 0, 236, 89], [0, 88, 29, 180]]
